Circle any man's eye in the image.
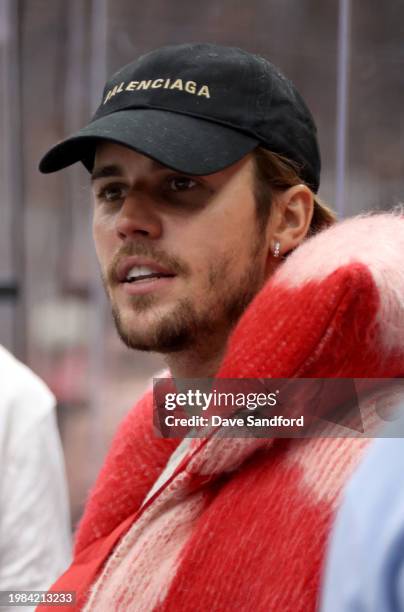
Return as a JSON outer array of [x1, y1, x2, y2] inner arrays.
[[168, 176, 197, 192], [96, 184, 126, 202]]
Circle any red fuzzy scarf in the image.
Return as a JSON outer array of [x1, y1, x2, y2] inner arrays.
[[40, 213, 404, 611]]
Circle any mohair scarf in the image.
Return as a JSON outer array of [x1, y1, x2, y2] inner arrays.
[[40, 213, 404, 611]]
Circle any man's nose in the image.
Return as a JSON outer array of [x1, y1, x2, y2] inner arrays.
[[115, 192, 162, 240]]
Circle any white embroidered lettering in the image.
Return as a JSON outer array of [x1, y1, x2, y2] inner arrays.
[[126, 81, 139, 91], [138, 80, 152, 90], [185, 81, 197, 94], [198, 85, 211, 98], [103, 78, 211, 102], [103, 89, 112, 104], [170, 79, 183, 91]]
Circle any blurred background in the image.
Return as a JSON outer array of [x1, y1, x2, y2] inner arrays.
[[0, 0, 403, 528]]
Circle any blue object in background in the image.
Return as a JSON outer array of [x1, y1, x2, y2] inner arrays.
[[321, 415, 404, 611]]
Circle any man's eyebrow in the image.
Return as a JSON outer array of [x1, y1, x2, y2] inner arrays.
[[91, 164, 124, 182]]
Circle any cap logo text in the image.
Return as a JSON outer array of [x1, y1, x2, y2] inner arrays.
[[103, 78, 211, 104]]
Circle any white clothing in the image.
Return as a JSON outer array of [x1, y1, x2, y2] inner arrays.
[[0, 345, 71, 611]]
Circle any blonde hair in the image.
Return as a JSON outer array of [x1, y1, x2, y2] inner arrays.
[[252, 147, 337, 235]]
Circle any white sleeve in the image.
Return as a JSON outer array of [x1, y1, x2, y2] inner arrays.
[[0, 392, 72, 608]]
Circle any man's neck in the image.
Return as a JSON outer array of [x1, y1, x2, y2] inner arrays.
[[164, 345, 226, 379]]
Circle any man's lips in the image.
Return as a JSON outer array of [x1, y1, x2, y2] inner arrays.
[[115, 257, 176, 283], [119, 275, 176, 296]]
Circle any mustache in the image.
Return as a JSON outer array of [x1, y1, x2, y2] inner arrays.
[[106, 243, 190, 284]]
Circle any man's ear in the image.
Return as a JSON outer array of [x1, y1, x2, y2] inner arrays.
[[269, 185, 314, 257]]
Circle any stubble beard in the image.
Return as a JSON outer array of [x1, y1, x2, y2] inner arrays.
[[106, 236, 266, 355]]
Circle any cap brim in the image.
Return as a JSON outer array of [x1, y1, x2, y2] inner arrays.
[[39, 109, 259, 175]]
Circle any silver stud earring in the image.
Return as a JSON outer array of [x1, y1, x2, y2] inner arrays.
[[273, 241, 281, 258]]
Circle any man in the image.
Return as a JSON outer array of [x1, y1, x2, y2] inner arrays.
[[40, 42, 327, 382], [0, 345, 71, 611], [38, 44, 404, 611]]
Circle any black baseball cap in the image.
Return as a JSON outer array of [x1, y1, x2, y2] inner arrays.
[[39, 42, 321, 192]]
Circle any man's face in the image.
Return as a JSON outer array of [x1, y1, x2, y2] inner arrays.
[[92, 142, 271, 353]]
